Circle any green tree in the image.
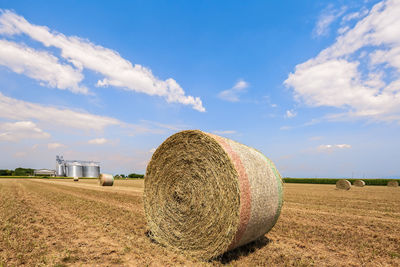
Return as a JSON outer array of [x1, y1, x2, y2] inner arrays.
[[0, 169, 12, 176], [13, 168, 34, 176], [128, 173, 144, 178]]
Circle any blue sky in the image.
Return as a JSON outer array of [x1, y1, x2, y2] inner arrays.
[[0, 0, 399, 178]]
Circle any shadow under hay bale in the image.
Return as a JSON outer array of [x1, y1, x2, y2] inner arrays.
[[387, 180, 399, 187], [336, 179, 351, 190], [353, 180, 365, 187], [217, 236, 271, 264], [73, 176, 79, 182], [144, 130, 283, 260], [99, 174, 114, 186]]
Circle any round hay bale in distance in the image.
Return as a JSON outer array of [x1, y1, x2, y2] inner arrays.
[[387, 180, 399, 187], [73, 176, 79, 182], [336, 179, 351, 190], [144, 130, 283, 260], [99, 174, 114, 186], [353, 180, 365, 187]]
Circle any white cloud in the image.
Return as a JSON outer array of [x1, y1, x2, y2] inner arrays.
[[0, 121, 50, 141], [218, 79, 249, 102], [337, 26, 350, 34], [212, 130, 237, 135], [0, 92, 119, 131], [285, 110, 297, 118], [314, 15, 336, 37], [0, 40, 87, 94], [47, 142, 66, 149], [314, 5, 347, 37], [335, 144, 351, 149], [0, 93, 182, 136], [285, 0, 400, 124], [317, 144, 351, 151], [0, 10, 205, 112], [88, 138, 108, 145], [341, 8, 368, 22]]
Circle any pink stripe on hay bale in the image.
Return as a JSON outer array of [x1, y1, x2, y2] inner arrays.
[[209, 134, 252, 250]]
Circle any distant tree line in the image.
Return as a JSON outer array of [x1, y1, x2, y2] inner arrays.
[[0, 168, 145, 178], [0, 168, 35, 176], [114, 173, 144, 179], [283, 177, 400, 186]]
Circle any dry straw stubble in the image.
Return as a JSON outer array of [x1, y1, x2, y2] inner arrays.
[[336, 179, 351, 190], [144, 130, 283, 260]]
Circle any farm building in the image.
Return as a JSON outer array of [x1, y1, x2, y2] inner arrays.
[[33, 169, 56, 177]]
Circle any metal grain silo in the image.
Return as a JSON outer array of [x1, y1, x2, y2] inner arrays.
[[56, 162, 65, 176], [83, 163, 100, 178], [66, 162, 83, 178], [56, 155, 66, 176]]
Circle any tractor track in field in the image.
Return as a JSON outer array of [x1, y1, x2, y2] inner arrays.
[[1, 180, 124, 266], [29, 180, 145, 214], [0, 180, 193, 266], [30, 179, 144, 195]]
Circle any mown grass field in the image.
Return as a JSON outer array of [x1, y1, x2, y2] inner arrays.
[[0, 179, 399, 266]]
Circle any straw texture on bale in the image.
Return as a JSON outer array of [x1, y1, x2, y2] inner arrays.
[[99, 174, 114, 186], [144, 130, 283, 260], [387, 180, 399, 187], [73, 176, 79, 182], [353, 180, 366, 187], [336, 179, 351, 190]]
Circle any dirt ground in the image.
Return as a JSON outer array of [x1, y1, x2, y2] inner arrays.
[[0, 179, 399, 266]]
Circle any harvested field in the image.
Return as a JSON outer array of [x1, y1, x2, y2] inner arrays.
[[0, 179, 399, 266]]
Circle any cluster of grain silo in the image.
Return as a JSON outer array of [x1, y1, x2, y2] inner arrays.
[[56, 155, 100, 178]]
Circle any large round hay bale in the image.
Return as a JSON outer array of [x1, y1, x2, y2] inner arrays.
[[353, 180, 365, 187], [144, 130, 283, 260], [387, 180, 399, 187], [336, 179, 351, 190], [73, 176, 79, 182], [99, 174, 114, 186]]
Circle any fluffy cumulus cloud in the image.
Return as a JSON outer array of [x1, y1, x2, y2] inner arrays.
[[285, 0, 400, 124], [0, 40, 87, 94], [0, 121, 50, 141], [218, 79, 249, 102], [0, 10, 205, 112], [88, 138, 108, 145]]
